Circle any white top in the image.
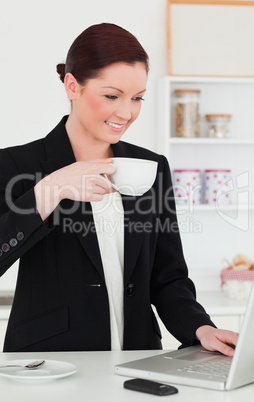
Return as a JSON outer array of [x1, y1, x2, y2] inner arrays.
[[3, 350, 254, 401], [91, 192, 124, 350]]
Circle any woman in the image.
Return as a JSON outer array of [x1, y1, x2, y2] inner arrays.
[[0, 23, 237, 353]]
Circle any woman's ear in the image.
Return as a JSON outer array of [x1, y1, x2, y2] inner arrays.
[[64, 73, 79, 100]]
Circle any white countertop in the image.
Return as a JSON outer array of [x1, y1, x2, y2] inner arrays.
[[197, 290, 247, 316], [0, 306, 10, 320], [0, 350, 253, 401], [0, 290, 248, 320]]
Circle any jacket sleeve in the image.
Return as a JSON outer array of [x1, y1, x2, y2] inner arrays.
[[150, 155, 215, 347], [0, 148, 54, 276]]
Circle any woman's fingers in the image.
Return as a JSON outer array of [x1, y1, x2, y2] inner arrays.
[[86, 161, 115, 176], [34, 160, 115, 219], [82, 174, 112, 200], [196, 326, 239, 357]]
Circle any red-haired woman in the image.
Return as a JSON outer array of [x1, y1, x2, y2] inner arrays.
[[0, 23, 237, 354]]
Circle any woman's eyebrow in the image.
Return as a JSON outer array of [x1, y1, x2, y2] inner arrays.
[[136, 89, 146, 94], [101, 86, 146, 94]]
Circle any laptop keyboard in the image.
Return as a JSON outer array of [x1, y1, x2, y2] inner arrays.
[[177, 357, 232, 378]]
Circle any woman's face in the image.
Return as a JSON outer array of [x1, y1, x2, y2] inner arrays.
[[67, 62, 147, 145]]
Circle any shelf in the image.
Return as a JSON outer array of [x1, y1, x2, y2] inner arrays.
[[166, 75, 254, 85], [176, 204, 254, 212], [158, 75, 254, 281], [157, 75, 254, 153], [169, 138, 254, 145]]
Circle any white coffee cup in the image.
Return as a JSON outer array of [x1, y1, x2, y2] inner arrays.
[[105, 157, 158, 196]]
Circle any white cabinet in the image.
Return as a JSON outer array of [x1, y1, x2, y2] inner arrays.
[[0, 320, 7, 352], [158, 313, 243, 351], [0, 305, 10, 352], [156, 289, 247, 350], [157, 76, 254, 273], [210, 315, 241, 334]]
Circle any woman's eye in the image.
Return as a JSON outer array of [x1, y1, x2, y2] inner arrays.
[[105, 95, 145, 102], [132, 96, 145, 102], [105, 95, 118, 100]]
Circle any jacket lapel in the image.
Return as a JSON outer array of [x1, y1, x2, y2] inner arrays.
[[112, 142, 148, 284], [121, 194, 151, 284], [41, 116, 105, 280], [62, 199, 105, 281], [41, 116, 148, 283]]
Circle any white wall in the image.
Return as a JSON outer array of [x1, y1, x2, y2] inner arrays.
[[0, 0, 168, 150], [0, 0, 168, 290]]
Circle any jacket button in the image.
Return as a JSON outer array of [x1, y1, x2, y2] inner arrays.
[[17, 232, 24, 241], [126, 283, 135, 297], [2, 243, 10, 253], [9, 238, 18, 247]]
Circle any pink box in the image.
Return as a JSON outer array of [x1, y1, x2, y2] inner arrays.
[[173, 169, 202, 205], [204, 169, 232, 205]]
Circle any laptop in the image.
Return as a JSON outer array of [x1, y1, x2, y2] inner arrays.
[[115, 282, 254, 391]]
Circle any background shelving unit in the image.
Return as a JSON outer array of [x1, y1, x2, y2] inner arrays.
[[157, 75, 254, 274], [176, 204, 254, 213], [169, 138, 254, 145]]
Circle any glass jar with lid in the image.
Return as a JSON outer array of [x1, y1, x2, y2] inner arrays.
[[174, 89, 200, 137], [205, 114, 231, 138]]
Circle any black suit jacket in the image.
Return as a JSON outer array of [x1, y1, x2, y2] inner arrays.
[[0, 116, 214, 352]]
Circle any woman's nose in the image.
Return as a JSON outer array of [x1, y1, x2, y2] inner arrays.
[[115, 101, 132, 121]]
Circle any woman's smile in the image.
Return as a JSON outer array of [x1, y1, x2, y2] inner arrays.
[[105, 120, 126, 132]]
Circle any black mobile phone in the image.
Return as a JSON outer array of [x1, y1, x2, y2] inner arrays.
[[124, 378, 178, 396]]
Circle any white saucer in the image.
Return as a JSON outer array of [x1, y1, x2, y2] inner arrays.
[[0, 359, 78, 382]]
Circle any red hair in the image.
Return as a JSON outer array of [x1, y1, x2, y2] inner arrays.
[[56, 23, 149, 84]]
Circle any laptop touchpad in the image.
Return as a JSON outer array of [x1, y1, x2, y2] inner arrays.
[[165, 350, 220, 361]]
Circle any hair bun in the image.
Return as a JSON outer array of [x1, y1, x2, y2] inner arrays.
[[56, 63, 66, 83]]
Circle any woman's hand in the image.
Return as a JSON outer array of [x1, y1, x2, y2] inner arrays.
[[34, 158, 115, 221], [196, 325, 239, 357], [50, 159, 115, 202]]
